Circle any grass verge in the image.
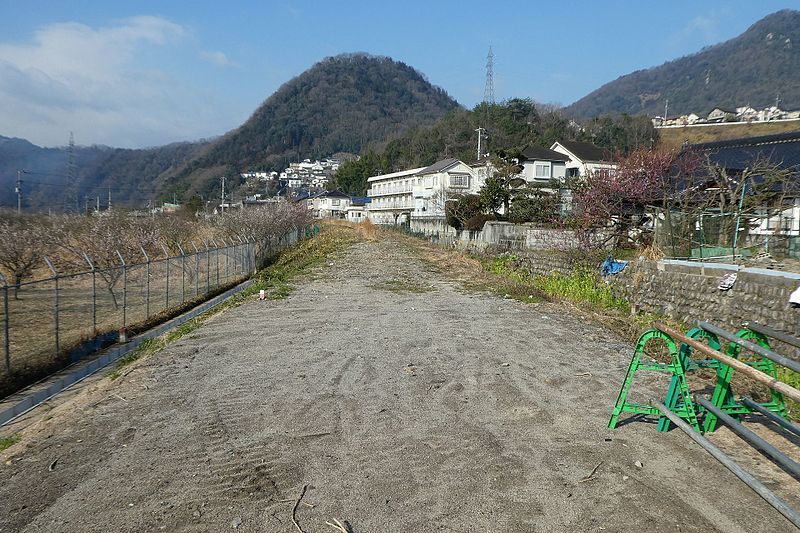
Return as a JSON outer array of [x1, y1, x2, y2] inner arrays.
[[0, 433, 21, 452], [108, 223, 359, 379]]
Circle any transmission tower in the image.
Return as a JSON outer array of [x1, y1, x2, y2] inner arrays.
[[67, 131, 79, 212], [483, 46, 495, 104]]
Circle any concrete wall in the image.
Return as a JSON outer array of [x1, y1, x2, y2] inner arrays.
[[409, 218, 582, 251]]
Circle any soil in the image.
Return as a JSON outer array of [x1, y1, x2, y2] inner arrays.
[[1, 234, 798, 532]]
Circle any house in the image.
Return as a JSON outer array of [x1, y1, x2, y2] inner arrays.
[[550, 140, 616, 180], [707, 107, 737, 123], [315, 190, 351, 218], [346, 197, 370, 222], [412, 158, 482, 217], [682, 131, 800, 240], [736, 106, 759, 122], [366, 166, 425, 224], [518, 146, 568, 184]]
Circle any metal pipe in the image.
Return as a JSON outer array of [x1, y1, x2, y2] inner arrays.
[[191, 242, 199, 298], [696, 396, 800, 478], [699, 321, 800, 374], [744, 321, 800, 350], [741, 396, 800, 438], [177, 243, 186, 304], [653, 401, 800, 528], [656, 323, 800, 403]]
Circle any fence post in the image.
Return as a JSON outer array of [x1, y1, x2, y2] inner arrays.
[[0, 273, 9, 372], [82, 253, 97, 335], [116, 250, 127, 329], [235, 235, 243, 276], [42, 257, 60, 358], [204, 241, 210, 293], [177, 243, 186, 304], [140, 246, 151, 319], [222, 238, 230, 283], [191, 242, 200, 298], [161, 244, 170, 310], [212, 239, 220, 288]]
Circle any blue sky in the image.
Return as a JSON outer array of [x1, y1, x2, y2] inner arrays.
[[0, 1, 794, 148]]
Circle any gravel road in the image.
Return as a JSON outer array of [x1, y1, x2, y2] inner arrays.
[[1, 234, 798, 532]]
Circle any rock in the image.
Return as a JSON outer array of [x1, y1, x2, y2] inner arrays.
[[231, 517, 242, 529], [622, 475, 629, 481], [634, 460, 643, 469]]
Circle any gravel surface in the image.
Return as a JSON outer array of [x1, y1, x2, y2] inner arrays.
[[1, 235, 798, 532]]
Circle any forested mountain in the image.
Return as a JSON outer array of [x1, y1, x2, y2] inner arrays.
[[0, 136, 206, 212], [333, 99, 657, 196], [565, 9, 800, 119], [161, 53, 460, 199]]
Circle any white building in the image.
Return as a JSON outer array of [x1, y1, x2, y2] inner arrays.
[[518, 146, 568, 184], [550, 140, 616, 180], [366, 167, 425, 224], [315, 190, 351, 218]]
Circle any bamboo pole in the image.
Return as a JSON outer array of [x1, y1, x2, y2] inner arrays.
[[655, 322, 800, 403]]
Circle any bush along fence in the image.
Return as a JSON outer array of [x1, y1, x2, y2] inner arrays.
[[0, 227, 308, 397]]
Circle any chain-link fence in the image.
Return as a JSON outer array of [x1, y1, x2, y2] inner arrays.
[[0, 227, 305, 396], [651, 207, 800, 260]]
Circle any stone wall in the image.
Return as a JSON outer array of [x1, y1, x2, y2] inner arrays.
[[611, 259, 800, 336]]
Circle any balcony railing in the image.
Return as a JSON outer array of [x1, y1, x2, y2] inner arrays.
[[367, 186, 413, 197]]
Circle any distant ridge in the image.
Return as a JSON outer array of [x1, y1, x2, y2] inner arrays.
[[565, 9, 800, 119]]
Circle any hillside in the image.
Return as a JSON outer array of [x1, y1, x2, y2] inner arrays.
[[565, 9, 800, 119], [0, 136, 207, 211], [161, 53, 460, 199]]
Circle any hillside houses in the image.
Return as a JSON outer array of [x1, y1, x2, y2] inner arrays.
[[654, 104, 800, 128]]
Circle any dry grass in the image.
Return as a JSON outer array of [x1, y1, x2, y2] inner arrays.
[[658, 120, 800, 148]]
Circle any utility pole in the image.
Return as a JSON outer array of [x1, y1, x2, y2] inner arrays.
[[475, 128, 487, 160], [664, 98, 669, 121], [107, 187, 112, 211], [220, 176, 226, 216], [15, 170, 22, 214]]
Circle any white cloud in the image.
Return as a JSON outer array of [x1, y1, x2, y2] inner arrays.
[[0, 16, 228, 147], [201, 50, 238, 68]]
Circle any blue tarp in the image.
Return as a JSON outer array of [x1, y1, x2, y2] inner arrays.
[[601, 256, 628, 277]]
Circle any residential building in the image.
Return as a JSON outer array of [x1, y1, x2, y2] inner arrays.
[[314, 190, 351, 218], [412, 158, 482, 217], [366, 167, 425, 224], [518, 146, 568, 184], [550, 140, 615, 179]]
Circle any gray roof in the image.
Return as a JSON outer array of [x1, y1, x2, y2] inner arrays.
[[418, 158, 460, 175], [521, 146, 568, 162], [321, 189, 350, 199]]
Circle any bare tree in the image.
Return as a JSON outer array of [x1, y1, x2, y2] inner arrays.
[[0, 213, 46, 298]]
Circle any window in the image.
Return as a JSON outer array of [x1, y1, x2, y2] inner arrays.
[[332, 199, 340, 206], [534, 163, 550, 179], [449, 174, 469, 188]]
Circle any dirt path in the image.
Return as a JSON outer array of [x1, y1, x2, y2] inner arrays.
[[1, 234, 798, 532]]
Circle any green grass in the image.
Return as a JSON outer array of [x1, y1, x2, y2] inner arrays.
[[108, 225, 357, 379], [480, 255, 629, 312], [0, 433, 21, 452]]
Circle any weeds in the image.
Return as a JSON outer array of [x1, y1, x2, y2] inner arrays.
[[0, 433, 21, 452]]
